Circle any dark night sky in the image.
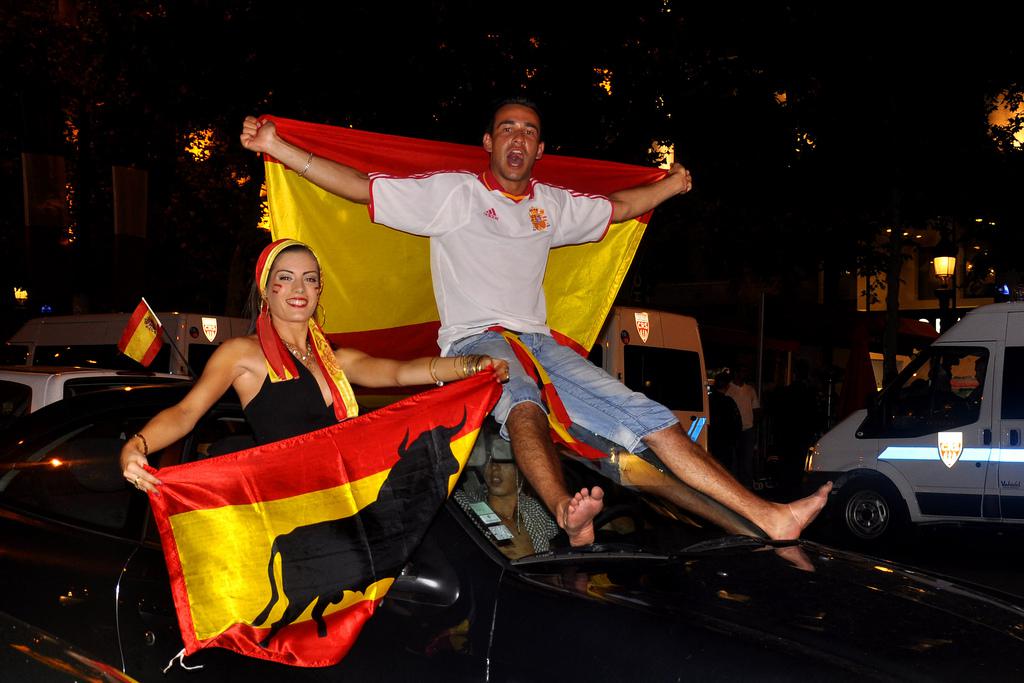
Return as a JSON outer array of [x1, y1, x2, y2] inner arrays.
[[1, 2, 1021, 328]]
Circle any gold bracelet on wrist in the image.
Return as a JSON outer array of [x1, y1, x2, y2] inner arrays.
[[133, 432, 149, 457], [429, 357, 443, 386], [297, 151, 314, 178]]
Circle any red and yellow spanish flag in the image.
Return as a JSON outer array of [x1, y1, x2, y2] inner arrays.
[[148, 372, 500, 668], [262, 116, 666, 359], [117, 298, 163, 367]]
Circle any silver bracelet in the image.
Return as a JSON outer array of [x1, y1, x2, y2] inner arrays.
[[297, 151, 314, 178]]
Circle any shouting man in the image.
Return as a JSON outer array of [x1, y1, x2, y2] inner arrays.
[[240, 98, 831, 545]]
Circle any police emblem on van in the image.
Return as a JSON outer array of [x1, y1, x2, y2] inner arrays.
[[634, 312, 650, 343], [937, 431, 963, 469], [202, 317, 218, 342]]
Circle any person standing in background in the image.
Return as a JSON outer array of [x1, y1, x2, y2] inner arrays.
[[726, 365, 760, 488], [707, 372, 741, 476]]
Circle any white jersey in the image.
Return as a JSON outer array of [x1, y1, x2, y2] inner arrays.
[[369, 170, 613, 352]]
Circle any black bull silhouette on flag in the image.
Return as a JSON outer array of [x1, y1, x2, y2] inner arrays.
[[252, 411, 467, 647]]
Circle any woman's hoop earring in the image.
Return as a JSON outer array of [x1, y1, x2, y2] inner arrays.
[[315, 303, 326, 327]]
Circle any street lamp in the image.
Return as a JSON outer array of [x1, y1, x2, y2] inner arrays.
[[933, 254, 957, 334]]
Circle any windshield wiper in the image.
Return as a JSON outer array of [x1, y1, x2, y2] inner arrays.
[[513, 542, 671, 566], [677, 534, 776, 554]]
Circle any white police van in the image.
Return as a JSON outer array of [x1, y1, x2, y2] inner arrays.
[[3, 313, 249, 377], [588, 306, 709, 451], [806, 301, 1024, 544]]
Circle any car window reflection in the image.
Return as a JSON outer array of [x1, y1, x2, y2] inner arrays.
[[0, 417, 151, 533], [454, 424, 558, 559]]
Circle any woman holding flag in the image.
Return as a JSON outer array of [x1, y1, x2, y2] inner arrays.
[[121, 238, 508, 492]]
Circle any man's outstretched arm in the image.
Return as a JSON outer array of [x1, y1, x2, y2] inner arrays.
[[608, 162, 692, 223], [240, 116, 371, 205]]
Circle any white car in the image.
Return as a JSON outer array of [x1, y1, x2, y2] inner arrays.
[[0, 366, 188, 427]]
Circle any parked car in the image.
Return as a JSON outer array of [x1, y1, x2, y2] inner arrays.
[[1, 385, 1023, 681], [0, 365, 187, 429]]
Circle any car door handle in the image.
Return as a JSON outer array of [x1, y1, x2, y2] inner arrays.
[[983, 428, 992, 446], [1011, 429, 1021, 447]]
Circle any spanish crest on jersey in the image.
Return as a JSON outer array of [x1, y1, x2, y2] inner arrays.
[[529, 206, 549, 232]]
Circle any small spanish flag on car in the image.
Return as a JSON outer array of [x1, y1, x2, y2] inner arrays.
[[118, 298, 164, 367]]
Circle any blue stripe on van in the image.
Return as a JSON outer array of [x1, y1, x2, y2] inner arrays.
[[879, 447, 1024, 463], [687, 417, 707, 443]]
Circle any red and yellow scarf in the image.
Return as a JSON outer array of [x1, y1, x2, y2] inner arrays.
[[255, 238, 359, 421]]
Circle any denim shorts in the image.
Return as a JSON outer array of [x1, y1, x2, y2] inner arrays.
[[448, 331, 678, 453]]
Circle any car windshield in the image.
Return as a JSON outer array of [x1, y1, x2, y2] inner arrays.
[[452, 420, 765, 562]]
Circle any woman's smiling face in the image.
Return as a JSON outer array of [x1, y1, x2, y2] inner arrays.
[[265, 249, 321, 324]]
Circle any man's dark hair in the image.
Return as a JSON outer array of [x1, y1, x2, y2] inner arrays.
[[486, 97, 543, 138]]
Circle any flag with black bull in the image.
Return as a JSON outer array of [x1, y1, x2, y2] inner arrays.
[[148, 372, 501, 667]]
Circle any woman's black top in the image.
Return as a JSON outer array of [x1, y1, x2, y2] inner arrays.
[[243, 360, 338, 444]]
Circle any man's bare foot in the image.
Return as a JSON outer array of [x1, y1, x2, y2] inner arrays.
[[558, 486, 605, 546], [767, 482, 832, 540]]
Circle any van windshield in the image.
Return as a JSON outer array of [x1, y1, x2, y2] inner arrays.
[[863, 346, 989, 438], [453, 418, 763, 562]]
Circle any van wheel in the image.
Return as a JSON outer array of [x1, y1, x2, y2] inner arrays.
[[836, 479, 907, 545]]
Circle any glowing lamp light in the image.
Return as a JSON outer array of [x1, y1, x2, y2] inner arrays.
[[49, 458, 62, 467], [13, 287, 27, 302], [933, 255, 957, 282], [933, 252, 957, 334]]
